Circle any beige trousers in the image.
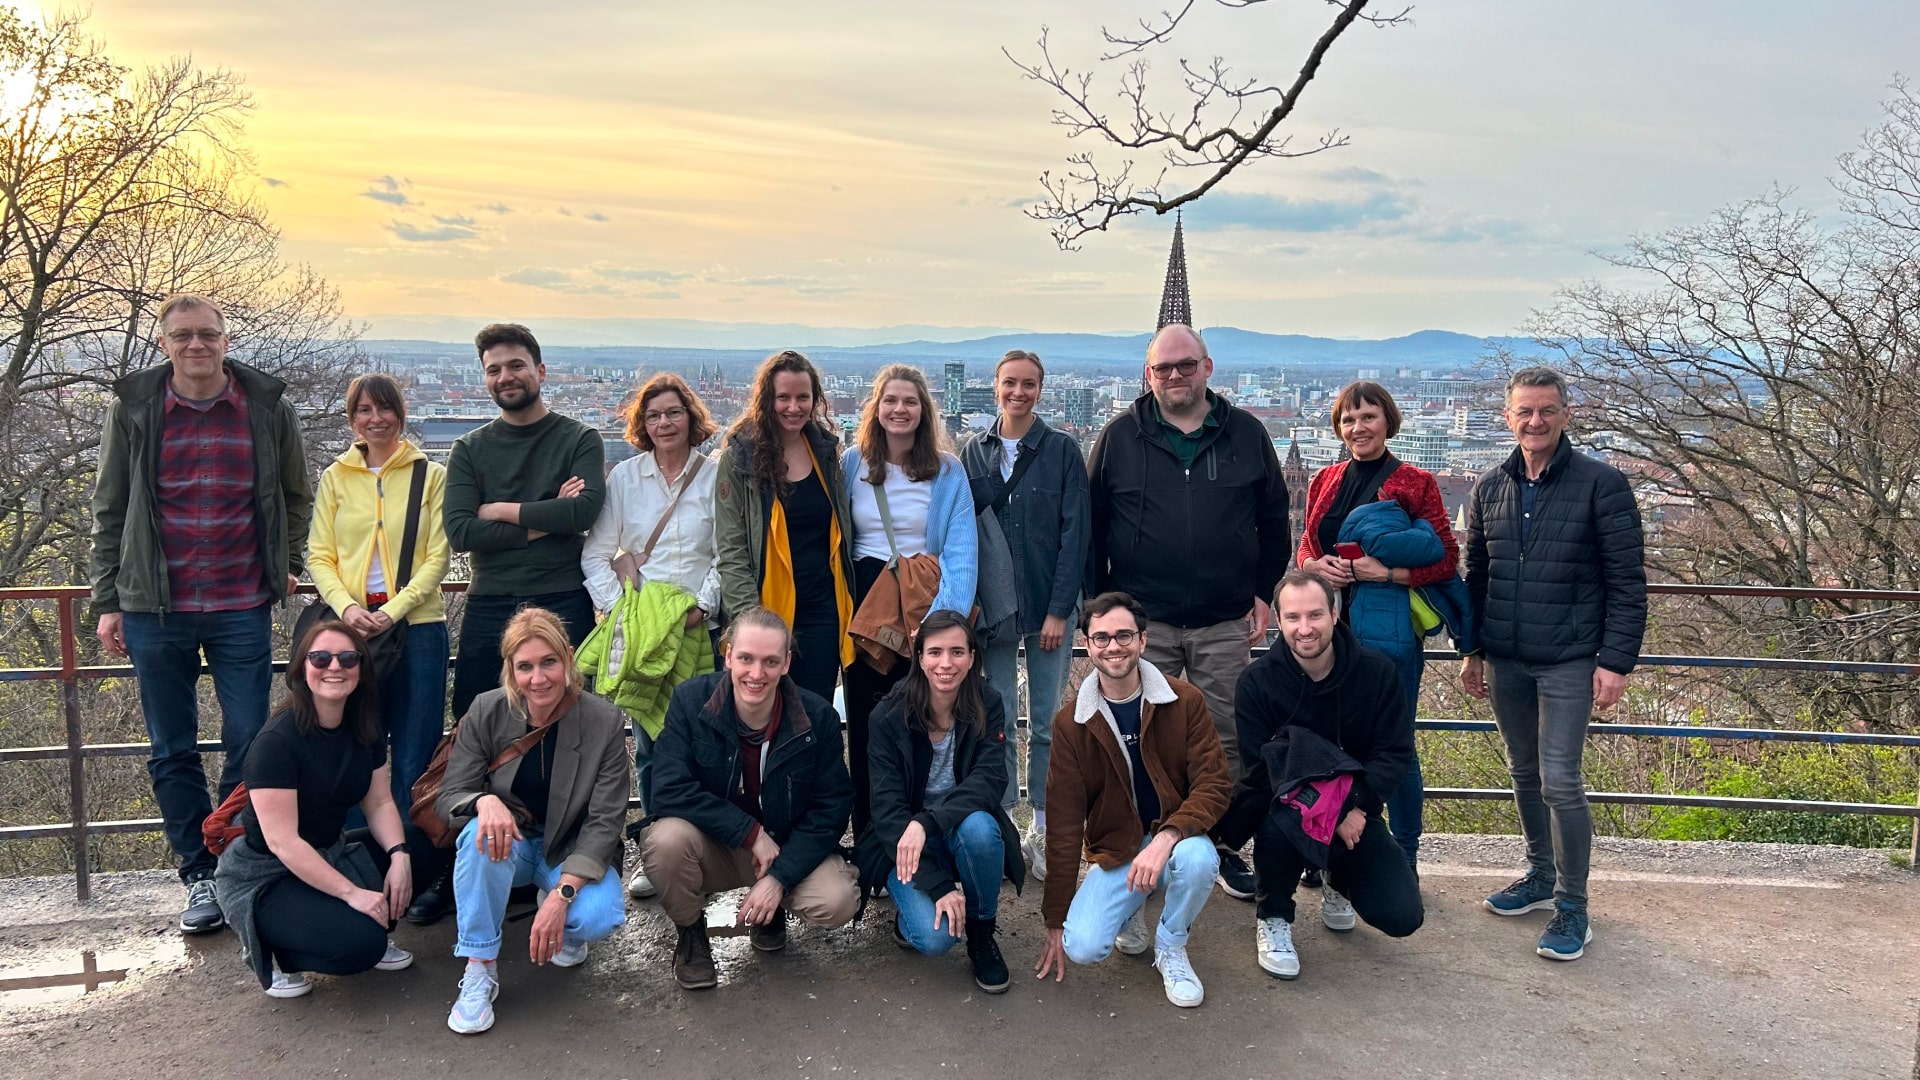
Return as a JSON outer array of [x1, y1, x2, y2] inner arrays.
[[641, 816, 860, 929]]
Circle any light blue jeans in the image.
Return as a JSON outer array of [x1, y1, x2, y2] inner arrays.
[[1062, 835, 1219, 962], [451, 819, 626, 960], [889, 810, 1007, 956], [983, 632, 1076, 811]]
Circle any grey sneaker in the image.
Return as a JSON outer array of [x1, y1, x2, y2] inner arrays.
[[446, 962, 499, 1035], [265, 965, 312, 999], [1256, 917, 1299, 979], [1320, 885, 1356, 932], [180, 877, 224, 934], [1022, 831, 1047, 882], [550, 939, 589, 968], [1114, 907, 1151, 956], [375, 939, 414, 971], [627, 866, 658, 899]]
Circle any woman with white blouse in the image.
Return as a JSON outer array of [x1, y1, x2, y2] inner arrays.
[[580, 371, 721, 899]]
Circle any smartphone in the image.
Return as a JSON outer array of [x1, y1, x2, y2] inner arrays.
[[1334, 542, 1365, 561]]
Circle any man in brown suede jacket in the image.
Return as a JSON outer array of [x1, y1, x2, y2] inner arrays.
[[1033, 591, 1233, 1008]]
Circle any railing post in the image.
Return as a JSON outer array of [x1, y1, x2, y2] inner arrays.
[[1910, 772, 1919, 873], [59, 595, 92, 903]]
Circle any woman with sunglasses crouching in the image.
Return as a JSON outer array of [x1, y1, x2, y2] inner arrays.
[[433, 606, 631, 1035], [216, 620, 446, 998]]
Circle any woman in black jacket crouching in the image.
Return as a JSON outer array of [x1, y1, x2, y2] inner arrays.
[[858, 609, 1024, 993]]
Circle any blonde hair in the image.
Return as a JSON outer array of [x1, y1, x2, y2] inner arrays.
[[497, 607, 584, 715]]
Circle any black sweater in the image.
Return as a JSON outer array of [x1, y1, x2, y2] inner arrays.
[[1087, 392, 1291, 628], [1217, 622, 1413, 848]]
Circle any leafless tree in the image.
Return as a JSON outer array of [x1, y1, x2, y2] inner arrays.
[[1513, 79, 1920, 734], [1006, 0, 1410, 248]]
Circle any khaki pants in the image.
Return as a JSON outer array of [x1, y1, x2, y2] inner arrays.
[[641, 816, 860, 929], [1143, 617, 1250, 779]]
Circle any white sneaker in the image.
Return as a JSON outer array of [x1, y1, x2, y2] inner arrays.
[[1153, 943, 1204, 1007], [1320, 885, 1356, 932], [551, 939, 589, 968], [1257, 917, 1300, 979], [266, 965, 312, 999], [375, 939, 414, 971], [1114, 907, 1150, 955], [1022, 831, 1047, 882], [447, 962, 500, 1035], [627, 866, 658, 899]]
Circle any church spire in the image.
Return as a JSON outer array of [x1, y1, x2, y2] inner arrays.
[[1156, 209, 1192, 331]]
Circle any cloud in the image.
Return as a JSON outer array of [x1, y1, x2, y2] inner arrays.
[[501, 267, 574, 289], [433, 214, 476, 227], [389, 220, 475, 242], [479, 203, 514, 214], [262, 176, 289, 188], [1186, 190, 1415, 233], [584, 212, 609, 222], [593, 266, 693, 283], [555, 207, 574, 217], [1321, 166, 1394, 186], [644, 290, 681, 301], [362, 175, 413, 207]]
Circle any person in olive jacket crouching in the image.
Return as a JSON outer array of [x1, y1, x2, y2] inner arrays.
[[643, 606, 859, 990]]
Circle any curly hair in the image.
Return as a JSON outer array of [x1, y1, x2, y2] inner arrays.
[[855, 363, 946, 484], [728, 349, 829, 496], [620, 372, 716, 452]]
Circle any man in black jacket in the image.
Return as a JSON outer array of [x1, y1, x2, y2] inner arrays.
[[1087, 324, 1291, 899], [1461, 366, 1646, 963], [1220, 571, 1422, 980], [642, 607, 859, 990]]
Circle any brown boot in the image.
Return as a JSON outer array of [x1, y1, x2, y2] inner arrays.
[[674, 919, 717, 990]]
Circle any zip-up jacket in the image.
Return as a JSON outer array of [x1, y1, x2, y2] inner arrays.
[[1218, 621, 1413, 848], [1041, 660, 1232, 928], [713, 423, 856, 623], [1087, 391, 1290, 628], [959, 416, 1093, 635], [306, 439, 449, 625], [1464, 435, 1647, 674], [90, 360, 313, 617], [648, 671, 854, 892]]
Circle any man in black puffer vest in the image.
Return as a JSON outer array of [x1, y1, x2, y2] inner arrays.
[[1461, 366, 1646, 963]]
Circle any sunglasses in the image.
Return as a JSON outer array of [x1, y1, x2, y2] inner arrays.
[[1147, 358, 1200, 378], [306, 649, 363, 670]]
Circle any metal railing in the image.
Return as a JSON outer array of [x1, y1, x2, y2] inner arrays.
[[2, 582, 1917, 902]]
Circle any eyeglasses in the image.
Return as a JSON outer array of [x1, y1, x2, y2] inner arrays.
[[1087, 630, 1140, 648], [1147, 358, 1200, 378], [306, 649, 362, 670], [643, 407, 688, 426], [165, 329, 226, 344], [1508, 406, 1565, 422]]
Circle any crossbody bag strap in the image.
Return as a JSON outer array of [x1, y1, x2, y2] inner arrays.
[[872, 473, 902, 569], [637, 455, 705, 568], [485, 690, 578, 774], [394, 459, 427, 591], [989, 439, 1039, 516]]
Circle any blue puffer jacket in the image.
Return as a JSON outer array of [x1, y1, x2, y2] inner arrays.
[[1339, 500, 1477, 656]]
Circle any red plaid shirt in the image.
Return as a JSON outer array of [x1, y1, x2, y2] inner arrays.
[[156, 372, 269, 612]]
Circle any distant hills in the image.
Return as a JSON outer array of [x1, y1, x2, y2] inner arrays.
[[363, 322, 1530, 374]]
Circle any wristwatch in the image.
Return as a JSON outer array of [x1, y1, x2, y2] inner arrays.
[[557, 882, 579, 903]]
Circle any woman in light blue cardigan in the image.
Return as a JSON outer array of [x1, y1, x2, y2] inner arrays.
[[839, 363, 978, 835]]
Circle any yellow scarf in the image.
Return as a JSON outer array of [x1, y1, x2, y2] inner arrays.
[[760, 443, 854, 667]]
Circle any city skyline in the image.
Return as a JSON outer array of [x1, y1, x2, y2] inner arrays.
[[24, 1, 1919, 338]]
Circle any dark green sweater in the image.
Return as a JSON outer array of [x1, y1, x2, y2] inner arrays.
[[443, 411, 606, 596]]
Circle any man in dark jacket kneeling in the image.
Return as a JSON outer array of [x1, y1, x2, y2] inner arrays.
[[643, 607, 859, 990], [1219, 570, 1423, 981]]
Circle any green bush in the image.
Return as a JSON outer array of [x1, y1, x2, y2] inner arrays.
[[1650, 744, 1913, 848]]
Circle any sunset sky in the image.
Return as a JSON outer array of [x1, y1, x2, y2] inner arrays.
[[29, 0, 1920, 340]]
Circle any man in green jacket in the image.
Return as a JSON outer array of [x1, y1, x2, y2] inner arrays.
[[90, 293, 313, 935]]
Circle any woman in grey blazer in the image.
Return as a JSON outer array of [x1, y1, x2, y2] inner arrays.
[[434, 606, 631, 1035]]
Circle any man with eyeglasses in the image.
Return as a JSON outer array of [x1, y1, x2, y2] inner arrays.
[[1034, 592, 1232, 1008], [409, 322, 606, 925], [1461, 366, 1645, 961], [90, 293, 314, 935], [1086, 323, 1290, 901]]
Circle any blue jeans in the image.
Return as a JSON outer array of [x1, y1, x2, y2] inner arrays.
[[1061, 835, 1218, 962], [889, 811, 1007, 956], [1362, 636, 1426, 867], [122, 604, 273, 882], [1487, 656, 1596, 909], [451, 819, 627, 960], [382, 620, 449, 817], [983, 632, 1076, 812]]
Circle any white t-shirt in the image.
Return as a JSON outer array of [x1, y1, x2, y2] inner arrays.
[[1000, 436, 1021, 481], [850, 457, 934, 562], [364, 464, 389, 597]]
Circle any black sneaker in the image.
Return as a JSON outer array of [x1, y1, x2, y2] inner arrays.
[[1215, 848, 1256, 901], [965, 918, 1010, 994], [1300, 868, 1323, 890], [750, 907, 789, 953], [180, 876, 224, 934]]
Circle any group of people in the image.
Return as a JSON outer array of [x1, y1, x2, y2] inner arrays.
[[87, 295, 1646, 1032]]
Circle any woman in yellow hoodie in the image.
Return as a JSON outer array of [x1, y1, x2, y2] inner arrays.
[[307, 373, 451, 816]]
